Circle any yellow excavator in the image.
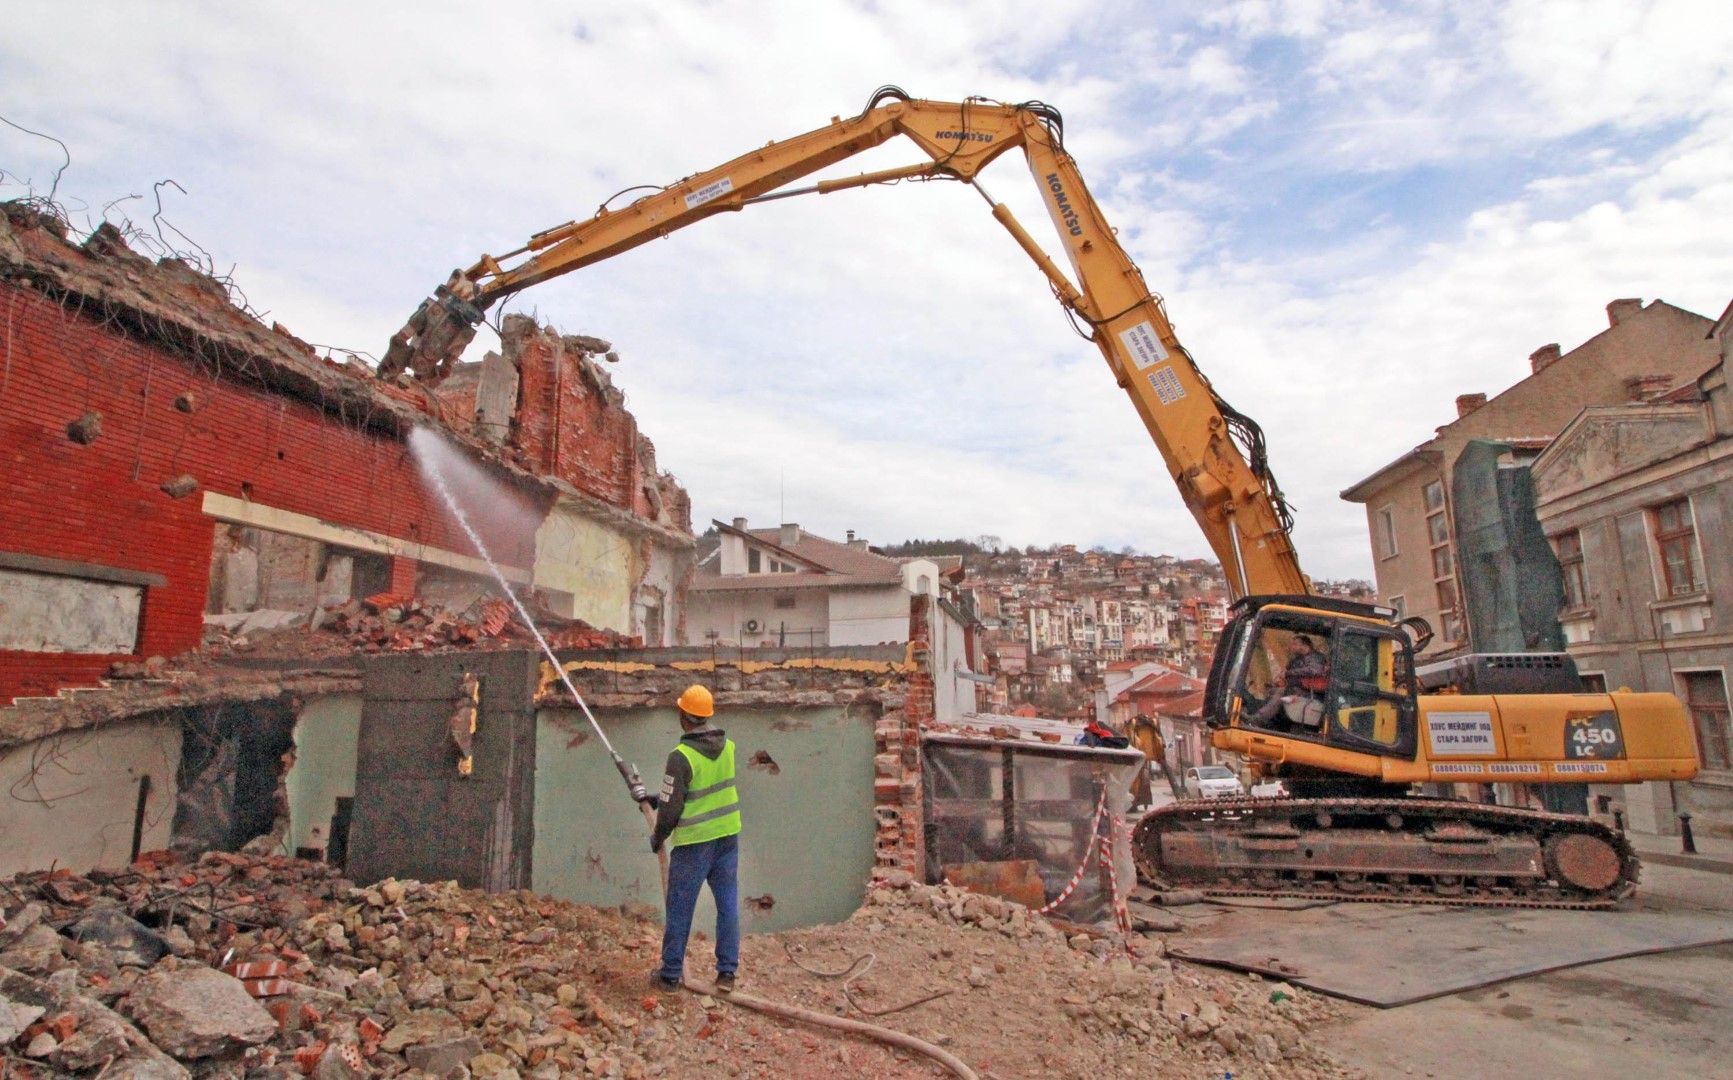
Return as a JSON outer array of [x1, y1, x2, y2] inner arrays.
[[383, 87, 1700, 907]]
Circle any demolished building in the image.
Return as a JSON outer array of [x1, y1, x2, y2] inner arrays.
[[0, 204, 693, 875]]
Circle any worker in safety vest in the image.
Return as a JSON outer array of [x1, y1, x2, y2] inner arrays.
[[644, 683, 741, 993]]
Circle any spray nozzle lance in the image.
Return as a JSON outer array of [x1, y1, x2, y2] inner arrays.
[[615, 755, 649, 804]]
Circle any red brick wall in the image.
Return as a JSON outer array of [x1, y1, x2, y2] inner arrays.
[[387, 556, 419, 598], [0, 281, 536, 705], [873, 595, 932, 876], [509, 329, 643, 513]]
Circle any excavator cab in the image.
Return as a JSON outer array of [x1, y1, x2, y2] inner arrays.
[[1206, 595, 1420, 761]]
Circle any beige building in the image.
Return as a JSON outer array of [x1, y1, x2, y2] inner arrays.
[[1341, 299, 1721, 657], [1530, 313, 1732, 838]]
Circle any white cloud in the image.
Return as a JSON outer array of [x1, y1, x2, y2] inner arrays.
[[3, 0, 1728, 584], [1188, 46, 1250, 94]]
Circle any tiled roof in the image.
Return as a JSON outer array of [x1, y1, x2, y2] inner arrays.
[[691, 570, 896, 592], [1154, 690, 1206, 717], [753, 528, 901, 578], [692, 522, 903, 592], [1116, 670, 1204, 702]]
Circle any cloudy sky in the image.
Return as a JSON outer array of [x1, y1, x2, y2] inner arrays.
[[4, 1, 1729, 580]]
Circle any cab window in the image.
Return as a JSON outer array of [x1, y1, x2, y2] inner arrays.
[[1239, 614, 1334, 735], [1330, 629, 1406, 748]]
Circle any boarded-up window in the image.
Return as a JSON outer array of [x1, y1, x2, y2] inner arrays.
[[0, 568, 143, 653]]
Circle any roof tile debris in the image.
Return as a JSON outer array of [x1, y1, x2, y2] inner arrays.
[[203, 593, 638, 659], [1, 204, 429, 437]]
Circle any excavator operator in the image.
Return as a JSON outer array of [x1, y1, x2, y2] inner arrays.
[[1252, 633, 1330, 732]]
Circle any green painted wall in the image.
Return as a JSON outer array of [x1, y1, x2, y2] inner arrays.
[[287, 694, 361, 856], [534, 704, 876, 933]]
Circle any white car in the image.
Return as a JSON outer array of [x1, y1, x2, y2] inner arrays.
[[1184, 765, 1247, 800]]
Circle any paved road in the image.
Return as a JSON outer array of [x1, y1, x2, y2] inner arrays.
[[1320, 855, 1733, 1078]]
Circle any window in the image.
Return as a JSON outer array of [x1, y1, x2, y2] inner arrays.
[[1388, 595, 1406, 619], [1430, 546, 1453, 580], [1425, 480, 1460, 641], [773, 595, 796, 610], [1681, 671, 1731, 771], [1376, 506, 1399, 558], [1435, 577, 1459, 613], [1555, 530, 1587, 609], [1652, 499, 1703, 596], [1579, 673, 1607, 694], [1333, 630, 1404, 748]]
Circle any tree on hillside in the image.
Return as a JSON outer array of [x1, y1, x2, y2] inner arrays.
[[880, 537, 990, 557]]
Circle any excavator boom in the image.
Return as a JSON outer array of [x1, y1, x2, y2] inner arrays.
[[383, 88, 1308, 598]]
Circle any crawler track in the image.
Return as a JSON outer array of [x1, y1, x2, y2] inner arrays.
[[1132, 796, 1639, 910]]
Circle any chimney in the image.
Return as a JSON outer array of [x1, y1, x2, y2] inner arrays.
[[849, 532, 870, 551], [1607, 298, 1643, 327], [1626, 374, 1672, 402], [1529, 343, 1561, 374], [846, 529, 855, 543], [779, 523, 800, 547], [731, 516, 747, 530], [1456, 393, 1488, 418]]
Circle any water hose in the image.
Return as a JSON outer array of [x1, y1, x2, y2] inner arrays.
[[683, 978, 979, 1079]]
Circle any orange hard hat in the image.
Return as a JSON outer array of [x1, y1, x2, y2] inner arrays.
[[676, 684, 715, 718]]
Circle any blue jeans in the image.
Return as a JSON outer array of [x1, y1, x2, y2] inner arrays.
[[659, 833, 740, 982]]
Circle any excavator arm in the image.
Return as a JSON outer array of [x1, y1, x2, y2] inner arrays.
[[383, 87, 1308, 597]]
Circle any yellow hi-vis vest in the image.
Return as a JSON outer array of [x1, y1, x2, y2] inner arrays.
[[670, 740, 741, 848]]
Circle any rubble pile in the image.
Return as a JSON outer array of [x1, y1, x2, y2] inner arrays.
[[0, 853, 680, 1079], [200, 593, 638, 659]]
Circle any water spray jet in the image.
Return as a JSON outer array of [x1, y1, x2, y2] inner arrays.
[[408, 426, 667, 886]]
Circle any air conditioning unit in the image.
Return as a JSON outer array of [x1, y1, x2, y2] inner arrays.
[[743, 619, 761, 633]]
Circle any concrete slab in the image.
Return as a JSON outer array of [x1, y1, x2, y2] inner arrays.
[[1297, 849, 1733, 1076], [1331, 942, 1733, 1079], [1174, 888, 1733, 1006]]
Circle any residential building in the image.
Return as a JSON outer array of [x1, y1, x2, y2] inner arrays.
[[1531, 320, 1733, 838], [688, 520, 980, 717], [691, 520, 907, 646], [1342, 299, 1722, 657]]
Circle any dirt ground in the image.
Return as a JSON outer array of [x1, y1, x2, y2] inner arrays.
[[650, 877, 1357, 1080]]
